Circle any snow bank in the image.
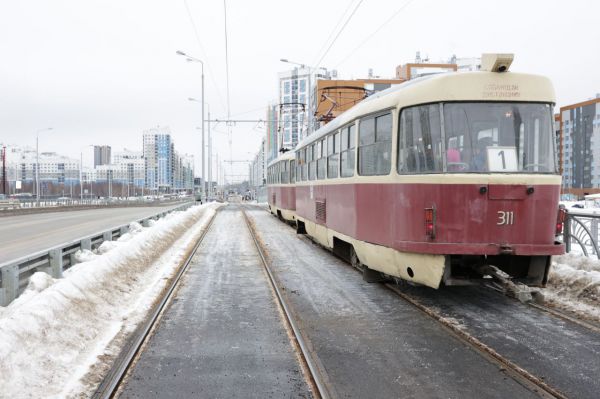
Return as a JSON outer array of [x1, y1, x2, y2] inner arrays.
[[541, 253, 600, 322], [0, 202, 223, 398]]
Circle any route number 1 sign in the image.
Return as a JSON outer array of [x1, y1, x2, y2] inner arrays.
[[487, 147, 517, 172]]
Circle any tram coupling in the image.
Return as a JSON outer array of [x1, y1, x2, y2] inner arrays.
[[476, 264, 538, 303]]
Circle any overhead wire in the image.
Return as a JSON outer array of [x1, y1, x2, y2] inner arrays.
[[223, 0, 232, 120], [222, 0, 233, 179], [334, 0, 415, 68], [311, 0, 362, 67], [183, 0, 227, 113], [314, 0, 365, 69]]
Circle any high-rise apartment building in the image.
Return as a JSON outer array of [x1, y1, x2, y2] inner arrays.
[[558, 95, 600, 196], [143, 127, 173, 192], [96, 149, 145, 190], [278, 67, 331, 150], [93, 145, 111, 167], [266, 103, 279, 163]]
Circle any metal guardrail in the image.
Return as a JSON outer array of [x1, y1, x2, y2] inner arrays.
[[0, 197, 193, 211], [563, 210, 600, 258], [0, 202, 194, 306]]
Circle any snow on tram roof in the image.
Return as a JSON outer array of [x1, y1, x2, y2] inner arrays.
[[296, 70, 555, 150]]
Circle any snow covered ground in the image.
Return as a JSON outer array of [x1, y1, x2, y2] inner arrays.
[[541, 253, 600, 322], [0, 202, 223, 398]]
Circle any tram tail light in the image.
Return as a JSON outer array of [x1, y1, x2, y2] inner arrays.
[[425, 207, 436, 239], [556, 207, 567, 236]]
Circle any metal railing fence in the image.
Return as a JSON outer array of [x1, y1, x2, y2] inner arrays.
[[0, 202, 193, 306], [563, 211, 600, 258]]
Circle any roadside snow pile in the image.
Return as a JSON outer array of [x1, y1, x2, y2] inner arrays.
[[541, 253, 600, 321], [0, 202, 223, 398]]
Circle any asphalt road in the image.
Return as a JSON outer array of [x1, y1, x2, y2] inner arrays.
[[0, 205, 182, 263], [119, 206, 311, 398]]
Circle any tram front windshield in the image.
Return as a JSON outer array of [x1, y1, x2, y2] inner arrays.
[[444, 102, 556, 173], [398, 102, 556, 174]]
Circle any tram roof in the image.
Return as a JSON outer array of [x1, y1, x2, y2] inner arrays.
[[296, 71, 555, 150], [267, 148, 295, 167]]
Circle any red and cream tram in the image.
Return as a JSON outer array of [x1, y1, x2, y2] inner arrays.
[[267, 150, 297, 223], [272, 54, 564, 289]]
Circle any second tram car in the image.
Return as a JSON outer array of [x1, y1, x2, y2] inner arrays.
[[267, 150, 297, 223], [270, 54, 565, 289]]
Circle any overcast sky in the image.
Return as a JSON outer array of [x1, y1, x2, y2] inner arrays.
[[1, 0, 599, 180]]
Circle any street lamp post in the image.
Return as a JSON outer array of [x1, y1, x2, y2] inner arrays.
[[177, 50, 205, 202], [208, 105, 212, 199], [194, 101, 212, 200], [36, 127, 53, 205]]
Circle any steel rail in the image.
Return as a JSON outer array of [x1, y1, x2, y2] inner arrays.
[[260, 205, 571, 398], [241, 208, 332, 399], [262, 202, 577, 398], [482, 282, 600, 335], [528, 301, 600, 335], [91, 208, 219, 399], [384, 283, 568, 399]]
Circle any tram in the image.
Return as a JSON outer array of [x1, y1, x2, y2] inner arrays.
[[267, 150, 297, 223], [275, 54, 564, 289]]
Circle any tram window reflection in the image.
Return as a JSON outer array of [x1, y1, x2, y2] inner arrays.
[[341, 124, 356, 177], [443, 103, 555, 173], [359, 112, 392, 176], [327, 132, 340, 178], [397, 105, 442, 174], [290, 160, 295, 183]]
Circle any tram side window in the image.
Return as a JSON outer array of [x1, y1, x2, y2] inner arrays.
[[296, 152, 301, 182], [278, 162, 282, 184], [309, 144, 317, 180], [300, 148, 307, 181], [358, 113, 392, 176], [290, 160, 296, 183], [327, 132, 340, 178], [340, 124, 356, 177], [317, 139, 327, 180], [398, 105, 442, 174], [281, 161, 289, 184]]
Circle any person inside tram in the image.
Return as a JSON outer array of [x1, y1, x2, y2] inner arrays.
[[446, 137, 462, 171], [471, 137, 492, 171]]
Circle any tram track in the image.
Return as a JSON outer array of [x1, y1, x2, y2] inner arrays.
[[482, 282, 600, 335], [255, 206, 581, 399], [242, 208, 332, 399], [526, 301, 600, 334], [91, 208, 219, 399], [383, 283, 567, 399]]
